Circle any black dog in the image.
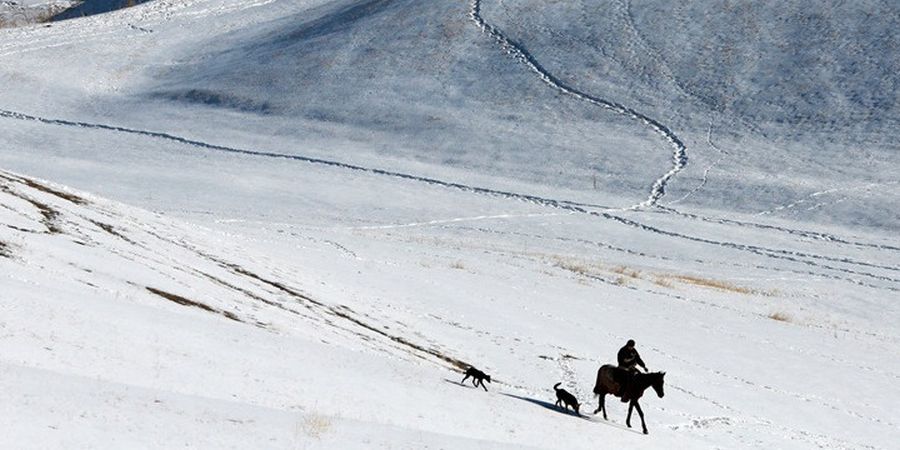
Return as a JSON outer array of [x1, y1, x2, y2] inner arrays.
[[461, 367, 492, 391], [554, 382, 580, 415]]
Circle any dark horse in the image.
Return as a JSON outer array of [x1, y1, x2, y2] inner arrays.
[[592, 364, 665, 434]]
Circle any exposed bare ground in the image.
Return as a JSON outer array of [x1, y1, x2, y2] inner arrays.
[[146, 286, 242, 323], [0, 186, 64, 234], [90, 219, 135, 244], [0, 240, 11, 258], [0, 172, 88, 205]]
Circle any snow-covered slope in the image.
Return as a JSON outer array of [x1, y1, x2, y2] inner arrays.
[[0, 0, 75, 27], [2, 0, 896, 224], [0, 0, 898, 448]]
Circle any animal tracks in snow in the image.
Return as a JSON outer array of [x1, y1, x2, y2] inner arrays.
[[468, 0, 688, 210], [2, 106, 897, 295]]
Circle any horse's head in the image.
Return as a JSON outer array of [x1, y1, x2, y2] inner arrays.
[[651, 371, 666, 398]]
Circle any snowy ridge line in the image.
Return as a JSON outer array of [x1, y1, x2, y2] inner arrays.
[[469, 0, 688, 209], [657, 205, 900, 252], [2, 108, 895, 288]]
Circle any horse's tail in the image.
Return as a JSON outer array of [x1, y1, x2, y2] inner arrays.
[[592, 365, 606, 396], [553, 382, 561, 391]]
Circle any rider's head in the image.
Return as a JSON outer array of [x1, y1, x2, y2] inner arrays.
[[627, 339, 635, 347]]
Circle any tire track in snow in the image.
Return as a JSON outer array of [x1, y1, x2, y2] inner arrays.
[[2, 108, 897, 291], [468, 0, 688, 209]]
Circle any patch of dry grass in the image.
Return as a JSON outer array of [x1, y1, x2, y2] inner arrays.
[[555, 259, 592, 276], [768, 311, 792, 322], [450, 260, 466, 270], [669, 274, 757, 295], [301, 413, 333, 439], [612, 265, 642, 279]]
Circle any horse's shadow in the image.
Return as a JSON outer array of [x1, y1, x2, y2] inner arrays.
[[501, 393, 580, 417], [502, 393, 644, 434]]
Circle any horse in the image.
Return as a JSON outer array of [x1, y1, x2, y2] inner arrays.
[[592, 364, 665, 434]]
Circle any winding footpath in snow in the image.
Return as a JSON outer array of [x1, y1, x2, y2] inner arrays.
[[468, 0, 688, 209], [1, 108, 896, 292], [665, 122, 730, 206]]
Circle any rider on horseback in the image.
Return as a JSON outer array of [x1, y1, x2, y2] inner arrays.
[[616, 339, 648, 402]]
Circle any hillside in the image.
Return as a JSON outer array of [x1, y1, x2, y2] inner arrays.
[[0, 0, 898, 448]]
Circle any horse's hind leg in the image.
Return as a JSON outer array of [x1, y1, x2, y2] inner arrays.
[[594, 393, 607, 419], [633, 401, 648, 434]]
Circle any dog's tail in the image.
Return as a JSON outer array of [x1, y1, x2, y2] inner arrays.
[[553, 382, 562, 391]]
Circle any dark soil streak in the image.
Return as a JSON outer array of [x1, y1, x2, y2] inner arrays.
[[146, 286, 243, 323], [0, 184, 63, 234], [0, 172, 87, 205], [139, 231, 470, 370], [327, 306, 469, 370], [89, 219, 135, 244]]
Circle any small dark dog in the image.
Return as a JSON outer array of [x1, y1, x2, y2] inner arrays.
[[461, 367, 492, 391], [554, 382, 580, 415]]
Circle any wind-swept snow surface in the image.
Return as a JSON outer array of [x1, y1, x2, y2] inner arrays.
[[1, 0, 898, 448]]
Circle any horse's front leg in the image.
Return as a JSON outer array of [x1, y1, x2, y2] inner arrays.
[[626, 401, 634, 428], [633, 400, 648, 434]]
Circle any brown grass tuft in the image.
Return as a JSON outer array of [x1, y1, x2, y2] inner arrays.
[[556, 260, 592, 276], [611, 265, 642, 279], [671, 275, 755, 294], [146, 287, 242, 323], [768, 311, 792, 322], [301, 413, 333, 439]]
